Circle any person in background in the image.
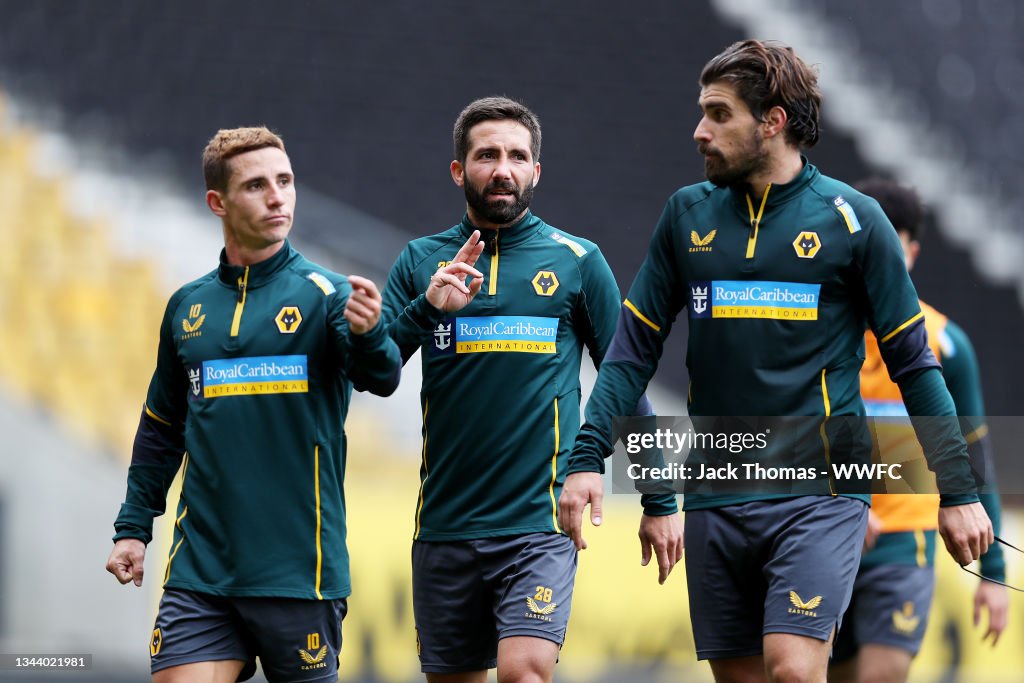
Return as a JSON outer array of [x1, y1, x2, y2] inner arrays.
[[829, 177, 1008, 683]]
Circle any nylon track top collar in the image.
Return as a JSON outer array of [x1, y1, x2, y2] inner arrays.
[[727, 157, 819, 211], [460, 211, 543, 251], [217, 240, 297, 289]]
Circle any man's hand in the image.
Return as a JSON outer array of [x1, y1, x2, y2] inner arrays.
[[863, 510, 882, 551], [639, 512, 684, 585], [938, 502, 993, 566], [425, 230, 485, 312], [974, 580, 1009, 646], [106, 538, 146, 587], [345, 275, 384, 334], [558, 472, 603, 550]]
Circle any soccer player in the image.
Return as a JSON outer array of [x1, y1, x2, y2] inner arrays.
[[558, 40, 992, 683], [829, 178, 1008, 683], [382, 96, 682, 682], [105, 126, 402, 683]]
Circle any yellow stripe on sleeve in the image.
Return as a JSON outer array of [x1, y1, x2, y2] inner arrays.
[[624, 299, 661, 332], [880, 312, 924, 343], [145, 404, 172, 426], [964, 424, 989, 445]]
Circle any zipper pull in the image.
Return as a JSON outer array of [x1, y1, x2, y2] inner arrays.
[[236, 275, 245, 303]]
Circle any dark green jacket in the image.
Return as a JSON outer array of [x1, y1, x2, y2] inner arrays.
[[384, 212, 670, 541], [569, 162, 978, 510], [112, 241, 401, 599]]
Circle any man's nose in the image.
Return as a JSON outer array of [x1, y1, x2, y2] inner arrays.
[[694, 117, 711, 144], [267, 184, 285, 206], [493, 154, 513, 178]]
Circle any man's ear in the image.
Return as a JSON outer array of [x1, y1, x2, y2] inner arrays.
[[207, 189, 226, 216], [762, 105, 789, 140], [450, 160, 465, 188]]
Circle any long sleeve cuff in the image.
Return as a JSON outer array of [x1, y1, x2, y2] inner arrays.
[[641, 493, 679, 516], [406, 294, 446, 331], [112, 503, 158, 544], [567, 425, 612, 475]]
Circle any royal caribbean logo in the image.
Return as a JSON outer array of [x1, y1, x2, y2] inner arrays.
[[431, 316, 558, 355], [689, 280, 821, 321], [188, 355, 309, 399], [863, 399, 910, 417], [433, 322, 452, 351]]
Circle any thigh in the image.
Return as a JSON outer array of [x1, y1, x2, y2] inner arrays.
[[150, 588, 257, 681], [234, 596, 347, 683], [488, 533, 576, 647], [761, 496, 869, 642], [413, 540, 497, 673], [684, 506, 766, 660]]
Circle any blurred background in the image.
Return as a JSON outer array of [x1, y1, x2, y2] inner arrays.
[[0, 1, 1021, 681]]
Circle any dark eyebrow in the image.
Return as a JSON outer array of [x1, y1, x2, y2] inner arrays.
[[701, 98, 731, 111]]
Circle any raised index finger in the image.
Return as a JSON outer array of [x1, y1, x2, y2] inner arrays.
[[452, 230, 484, 268]]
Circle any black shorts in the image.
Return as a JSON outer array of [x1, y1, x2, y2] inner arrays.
[[151, 588, 347, 682], [412, 532, 576, 673], [832, 562, 935, 661], [684, 496, 868, 660]]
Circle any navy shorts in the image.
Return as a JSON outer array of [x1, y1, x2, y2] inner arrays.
[[832, 562, 935, 661], [151, 588, 347, 682], [412, 532, 576, 673], [684, 496, 868, 660]]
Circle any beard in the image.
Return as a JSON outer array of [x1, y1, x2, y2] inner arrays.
[[464, 177, 534, 226], [700, 129, 769, 188]]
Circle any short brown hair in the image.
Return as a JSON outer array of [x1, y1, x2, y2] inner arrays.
[[700, 40, 822, 149], [202, 126, 286, 191], [453, 96, 541, 164]]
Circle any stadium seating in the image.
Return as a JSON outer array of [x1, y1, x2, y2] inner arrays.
[[0, 102, 164, 455]]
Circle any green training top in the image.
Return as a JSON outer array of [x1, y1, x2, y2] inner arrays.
[[568, 161, 977, 510], [384, 211, 672, 541], [112, 241, 402, 599]]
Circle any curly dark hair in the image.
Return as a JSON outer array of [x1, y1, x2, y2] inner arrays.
[[700, 40, 822, 149]]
